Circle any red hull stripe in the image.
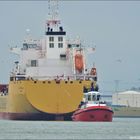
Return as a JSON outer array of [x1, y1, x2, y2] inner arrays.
[[74, 108, 113, 116]]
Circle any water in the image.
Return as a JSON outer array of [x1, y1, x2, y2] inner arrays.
[[0, 118, 140, 139]]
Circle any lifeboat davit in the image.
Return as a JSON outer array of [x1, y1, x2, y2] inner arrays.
[[75, 54, 83, 72]]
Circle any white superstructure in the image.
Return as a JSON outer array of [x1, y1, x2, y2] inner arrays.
[[10, 30, 86, 78], [9, 0, 97, 82]]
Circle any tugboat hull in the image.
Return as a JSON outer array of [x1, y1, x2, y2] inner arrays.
[[72, 106, 113, 122]]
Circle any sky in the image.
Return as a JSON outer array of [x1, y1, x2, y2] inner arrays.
[[0, 1, 140, 94]]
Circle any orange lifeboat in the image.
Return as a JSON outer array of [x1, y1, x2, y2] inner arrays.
[[75, 54, 84, 72]]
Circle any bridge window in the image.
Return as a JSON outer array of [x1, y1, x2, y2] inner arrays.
[[23, 43, 28, 50], [68, 44, 72, 48], [49, 37, 54, 42], [58, 43, 63, 48], [58, 37, 63, 42], [49, 43, 54, 48], [23, 43, 38, 50], [31, 60, 38, 67]]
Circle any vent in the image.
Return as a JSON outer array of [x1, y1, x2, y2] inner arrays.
[[60, 54, 66, 60]]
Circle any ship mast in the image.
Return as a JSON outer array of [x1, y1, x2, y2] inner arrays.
[[46, 0, 60, 31]]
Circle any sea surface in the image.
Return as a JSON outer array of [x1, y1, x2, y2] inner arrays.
[[0, 118, 140, 139]]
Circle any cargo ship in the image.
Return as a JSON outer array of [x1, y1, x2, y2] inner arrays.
[[72, 91, 113, 121], [0, 0, 98, 120]]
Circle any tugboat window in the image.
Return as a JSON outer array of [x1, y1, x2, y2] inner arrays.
[[88, 95, 91, 101], [97, 94, 100, 101], [92, 95, 95, 101]]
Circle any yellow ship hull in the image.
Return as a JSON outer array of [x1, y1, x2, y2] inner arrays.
[[0, 80, 92, 120]]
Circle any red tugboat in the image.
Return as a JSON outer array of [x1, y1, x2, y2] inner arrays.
[[72, 91, 113, 122]]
